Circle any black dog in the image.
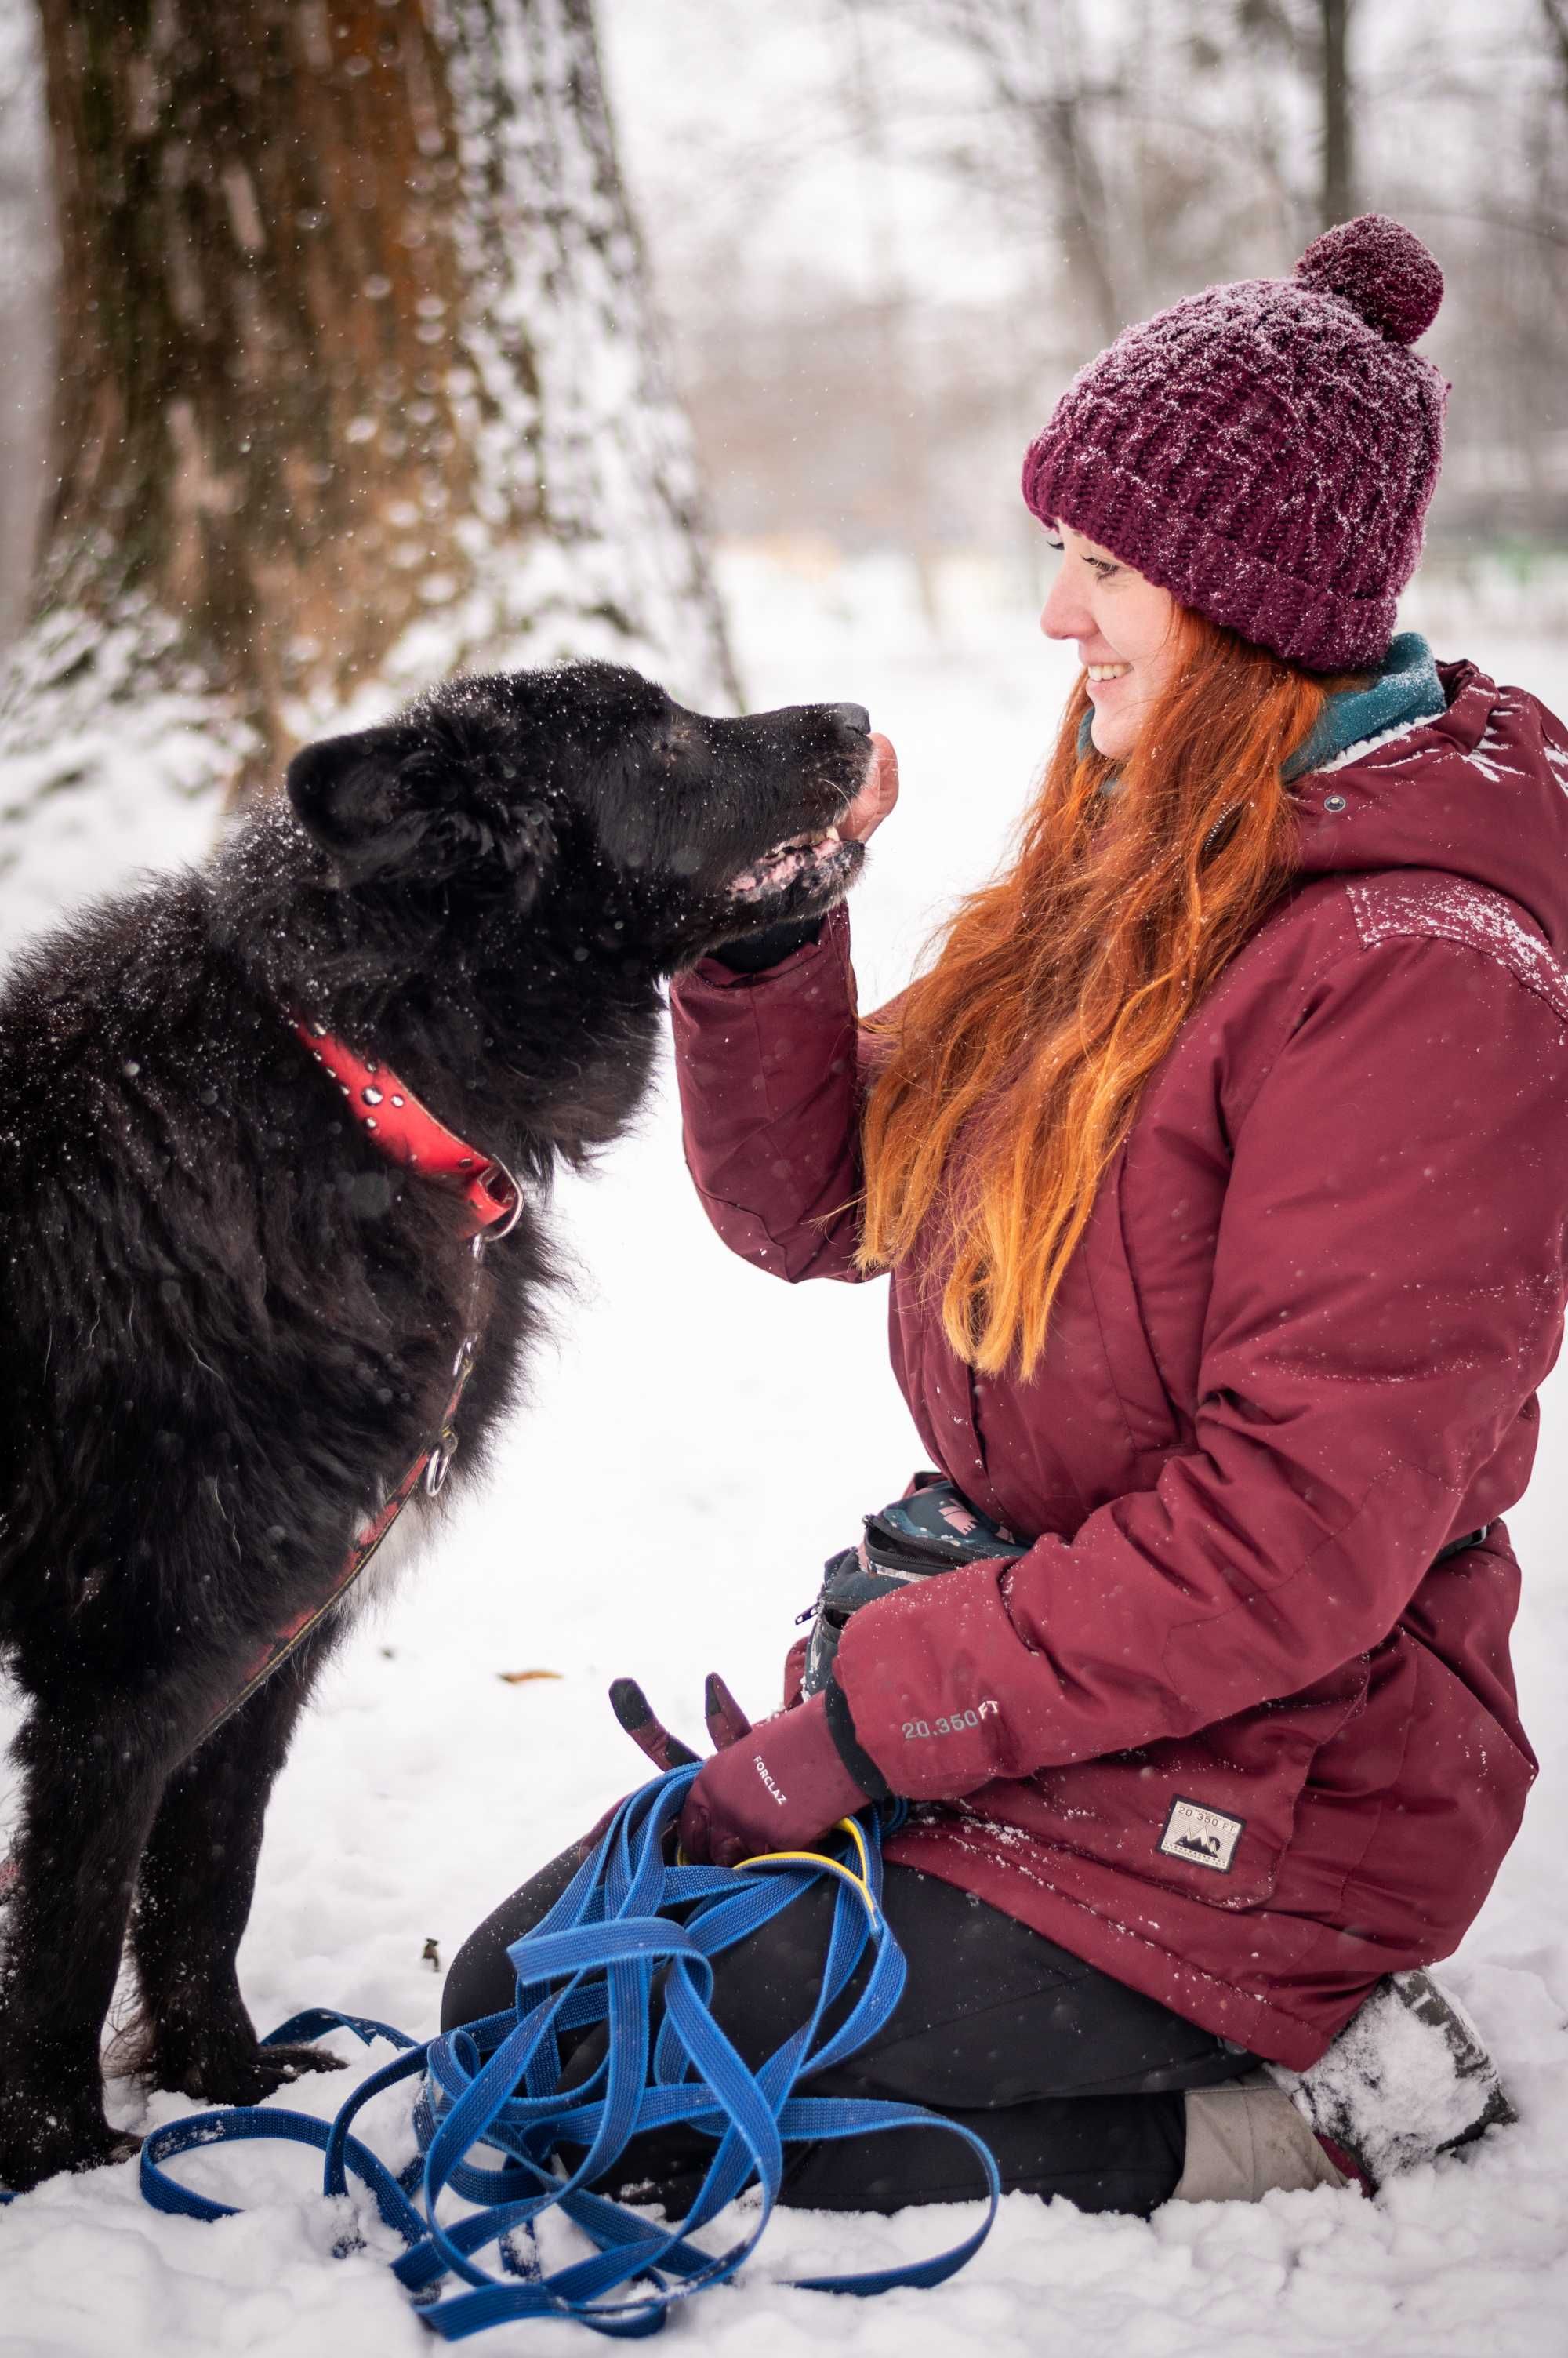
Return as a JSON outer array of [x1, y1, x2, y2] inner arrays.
[[0, 661, 872, 2189]]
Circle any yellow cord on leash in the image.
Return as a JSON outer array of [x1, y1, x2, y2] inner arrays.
[[677, 1819, 878, 1924], [745, 1816, 879, 1924]]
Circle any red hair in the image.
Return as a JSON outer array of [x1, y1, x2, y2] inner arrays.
[[857, 605, 1353, 1376]]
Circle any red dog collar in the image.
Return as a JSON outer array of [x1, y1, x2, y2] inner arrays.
[[294, 1016, 521, 1237]]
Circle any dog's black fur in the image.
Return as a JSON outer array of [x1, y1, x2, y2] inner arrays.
[[0, 661, 871, 2189]]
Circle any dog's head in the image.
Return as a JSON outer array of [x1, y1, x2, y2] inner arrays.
[[285, 663, 874, 971]]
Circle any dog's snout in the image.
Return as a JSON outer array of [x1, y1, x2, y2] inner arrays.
[[832, 703, 871, 736]]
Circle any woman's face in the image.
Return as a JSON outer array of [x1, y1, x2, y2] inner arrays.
[[1038, 521, 1181, 761]]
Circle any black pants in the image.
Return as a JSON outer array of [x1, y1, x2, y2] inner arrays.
[[443, 1851, 1255, 2217]]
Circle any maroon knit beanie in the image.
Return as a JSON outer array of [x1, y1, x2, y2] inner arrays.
[[1021, 215, 1448, 673]]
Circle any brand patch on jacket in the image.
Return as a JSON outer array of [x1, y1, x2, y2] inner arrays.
[[1158, 1797, 1244, 1874]]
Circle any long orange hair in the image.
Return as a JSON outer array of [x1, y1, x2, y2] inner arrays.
[[857, 605, 1355, 1378]]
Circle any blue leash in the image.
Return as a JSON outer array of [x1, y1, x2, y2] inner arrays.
[[139, 1767, 1001, 2338]]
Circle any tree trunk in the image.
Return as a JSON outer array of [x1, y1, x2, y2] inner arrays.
[[1029, 82, 1123, 346], [0, 0, 734, 925], [908, 0, 1124, 348], [1319, 0, 1356, 230], [0, 9, 54, 653], [1541, 0, 1568, 105]]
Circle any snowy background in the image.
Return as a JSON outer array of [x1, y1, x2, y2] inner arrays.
[[2, 552, 1566, 2355]]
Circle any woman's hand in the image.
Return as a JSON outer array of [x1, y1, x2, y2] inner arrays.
[[840, 732, 899, 844], [607, 1671, 877, 1867], [678, 1687, 872, 1869]]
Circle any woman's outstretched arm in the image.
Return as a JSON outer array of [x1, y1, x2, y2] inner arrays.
[[670, 900, 873, 1283], [670, 728, 899, 1284]]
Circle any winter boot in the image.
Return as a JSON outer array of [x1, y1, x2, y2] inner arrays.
[[1262, 1967, 1515, 2193]]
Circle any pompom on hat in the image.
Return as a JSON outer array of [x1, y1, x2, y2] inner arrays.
[[1021, 215, 1449, 673]]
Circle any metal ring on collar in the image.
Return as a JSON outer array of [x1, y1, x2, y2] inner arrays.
[[423, 1429, 459, 1496], [481, 1154, 524, 1242]]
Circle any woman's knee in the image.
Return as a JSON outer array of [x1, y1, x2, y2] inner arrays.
[[440, 1843, 585, 2031]]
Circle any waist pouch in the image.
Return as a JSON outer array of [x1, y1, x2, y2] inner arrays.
[[800, 1481, 1494, 1704], [800, 1473, 1030, 1699]]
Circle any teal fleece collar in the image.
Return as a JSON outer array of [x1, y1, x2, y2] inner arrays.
[[1282, 631, 1446, 781], [1076, 630, 1446, 783]]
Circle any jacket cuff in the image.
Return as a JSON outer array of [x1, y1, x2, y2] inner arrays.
[[831, 1557, 1022, 1800], [824, 1673, 892, 1801]]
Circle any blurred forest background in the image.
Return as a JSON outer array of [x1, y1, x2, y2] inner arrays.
[[0, 0, 1562, 905], [606, 0, 1568, 604], [7, 0, 1564, 639]]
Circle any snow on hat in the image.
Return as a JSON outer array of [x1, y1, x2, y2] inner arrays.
[[1021, 215, 1448, 673]]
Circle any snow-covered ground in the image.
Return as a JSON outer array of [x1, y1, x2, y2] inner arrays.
[[3, 554, 1567, 2356]]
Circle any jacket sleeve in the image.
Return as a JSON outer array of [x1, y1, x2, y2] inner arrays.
[[669, 901, 875, 1283], [834, 932, 1568, 1798]]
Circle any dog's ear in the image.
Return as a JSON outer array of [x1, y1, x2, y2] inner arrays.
[[288, 729, 554, 896], [287, 727, 413, 877]]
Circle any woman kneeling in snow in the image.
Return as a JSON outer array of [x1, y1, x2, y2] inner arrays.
[[447, 215, 1557, 2213]]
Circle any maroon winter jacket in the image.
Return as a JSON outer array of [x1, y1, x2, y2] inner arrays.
[[670, 661, 1568, 2069]]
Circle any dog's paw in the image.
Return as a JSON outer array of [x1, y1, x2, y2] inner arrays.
[[0, 2102, 140, 2193], [253, 2040, 350, 2087], [165, 2037, 348, 2105]]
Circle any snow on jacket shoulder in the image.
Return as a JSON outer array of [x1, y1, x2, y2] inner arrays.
[[669, 661, 1568, 2068]]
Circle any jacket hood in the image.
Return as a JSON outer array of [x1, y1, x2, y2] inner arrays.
[[1292, 655, 1568, 955]]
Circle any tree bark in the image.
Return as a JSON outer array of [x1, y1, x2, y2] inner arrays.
[[0, 0, 734, 919]]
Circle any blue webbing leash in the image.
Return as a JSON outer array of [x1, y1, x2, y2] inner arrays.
[[139, 1767, 1001, 2338]]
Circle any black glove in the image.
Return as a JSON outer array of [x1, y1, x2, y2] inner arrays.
[[707, 917, 823, 973]]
